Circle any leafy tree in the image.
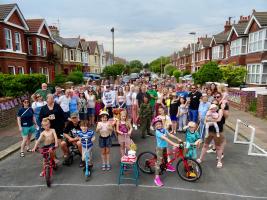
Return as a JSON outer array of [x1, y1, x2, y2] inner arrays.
[[149, 56, 170, 74], [173, 70, 182, 81], [67, 71, 83, 85], [164, 64, 176, 76], [103, 64, 125, 78], [130, 67, 141, 73], [143, 63, 149, 69], [220, 64, 247, 87], [192, 61, 222, 84], [128, 60, 143, 69], [53, 74, 67, 86], [182, 70, 191, 76]]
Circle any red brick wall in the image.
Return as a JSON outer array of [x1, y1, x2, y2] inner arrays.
[[248, 21, 260, 33], [7, 10, 24, 27], [256, 94, 267, 118], [246, 52, 267, 64], [228, 88, 256, 111]]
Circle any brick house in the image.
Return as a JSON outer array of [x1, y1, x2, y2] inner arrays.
[[0, 4, 29, 75], [177, 46, 191, 72], [170, 52, 178, 67], [88, 41, 100, 74], [197, 36, 212, 67], [105, 51, 113, 66], [98, 44, 106, 72], [26, 19, 55, 82], [244, 11, 267, 85], [210, 18, 232, 65]]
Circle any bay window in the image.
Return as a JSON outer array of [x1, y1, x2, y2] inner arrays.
[[36, 38, 41, 55], [247, 64, 267, 84], [212, 45, 224, 60], [64, 48, 69, 61], [28, 38, 33, 55], [4, 28, 12, 50], [248, 29, 266, 53], [230, 38, 247, 56], [42, 40, 47, 56], [70, 49, 75, 61]]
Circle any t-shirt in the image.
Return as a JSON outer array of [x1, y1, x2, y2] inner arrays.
[[17, 107, 34, 127], [63, 121, 81, 138], [34, 89, 51, 101], [147, 89, 158, 107], [185, 129, 201, 144], [136, 92, 145, 107], [169, 100, 180, 116], [198, 102, 211, 120], [158, 115, 172, 130], [176, 91, 189, 98], [156, 128, 169, 148], [58, 95, 71, 112], [209, 103, 229, 133], [77, 130, 95, 148], [69, 97, 78, 113], [188, 91, 202, 110]]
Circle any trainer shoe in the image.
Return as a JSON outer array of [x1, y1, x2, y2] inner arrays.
[[207, 148, 216, 153], [166, 164, 176, 172], [154, 177, 164, 187]]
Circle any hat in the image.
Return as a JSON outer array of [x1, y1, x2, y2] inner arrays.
[[209, 104, 218, 110], [152, 116, 163, 126], [70, 112, 79, 118], [99, 109, 109, 116]]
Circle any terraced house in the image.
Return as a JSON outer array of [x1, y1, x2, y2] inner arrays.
[[171, 9, 267, 85]]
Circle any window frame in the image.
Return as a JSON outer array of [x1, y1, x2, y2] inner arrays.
[[8, 66, 15, 75], [42, 40, 47, 57], [14, 32, 22, 52], [248, 29, 267, 53], [27, 38, 33, 55], [36, 38, 42, 56], [4, 28, 13, 50], [17, 66, 24, 74]]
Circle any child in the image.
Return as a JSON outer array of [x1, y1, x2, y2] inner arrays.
[[177, 97, 189, 132], [78, 92, 87, 120], [157, 106, 172, 131], [116, 110, 133, 157], [32, 118, 58, 176], [153, 117, 182, 187], [77, 120, 95, 172], [205, 104, 220, 138], [96, 110, 114, 171], [139, 94, 153, 138], [184, 121, 202, 160]]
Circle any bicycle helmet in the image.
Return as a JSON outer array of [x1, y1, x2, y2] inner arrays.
[[152, 116, 163, 126]]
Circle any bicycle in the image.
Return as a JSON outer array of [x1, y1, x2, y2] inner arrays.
[[39, 147, 57, 187], [137, 143, 202, 182]]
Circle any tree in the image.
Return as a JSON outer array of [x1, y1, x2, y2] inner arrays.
[[149, 56, 170, 74], [102, 64, 125, 78], [182, 70, 191, 76], [128, 60, 143, 69], [173, 70, 182, 81], [67, 71, 83, 85], [220, 64, 247, 87], [164, 64, 176, 76], [130, 67, 141, 73], [143, 63, 149, 69], [192, 61, 222, 84]]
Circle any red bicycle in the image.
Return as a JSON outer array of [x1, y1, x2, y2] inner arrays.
[[137, 143, 202, 182], [39, 147, 57, 187]]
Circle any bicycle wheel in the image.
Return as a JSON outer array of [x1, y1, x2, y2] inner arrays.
[[176, 158, 202, 182], [45, 165, 51, 187], [137, 151, 157, 174]]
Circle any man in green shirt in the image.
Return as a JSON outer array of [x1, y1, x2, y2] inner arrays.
[[146, 84, 158, 113], [34, 83, 51, 101]]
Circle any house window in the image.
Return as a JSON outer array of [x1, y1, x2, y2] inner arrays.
[[95, 55, 97, 64], [64, 48, 69, 61], [40, 67, 49, 83], [262, 63, 267, 84], [42, 40, 47, 56], [36, 38, 41, 56], [17, 66, 24, 74], [248, 29, 266, 53], [8, 66, 15, 75], [28, 38, 33, 55], [76, 50, 81, 62], [14, 32, 21, 52], [212, 45, 224, 60], [230, 38, 247, 56], [4, 28, 12, 50], [70, 50, 75, 61], [247, 64, 261, 84]]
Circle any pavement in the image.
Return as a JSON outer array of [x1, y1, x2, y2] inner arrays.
[[0, 126, 267, 200]]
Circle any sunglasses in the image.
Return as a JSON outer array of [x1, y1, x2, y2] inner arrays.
[[191, 88, 196, 89], [215, 96, 221, 98]]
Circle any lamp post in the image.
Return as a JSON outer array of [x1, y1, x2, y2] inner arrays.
[[111, 27, 115, 65], [189, 32, 196, 73]]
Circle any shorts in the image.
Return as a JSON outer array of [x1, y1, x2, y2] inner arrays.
[[82, 146, 92, 162], [170, 115, 177, 121], [79, 113, 87, 120], [87, 108, 95, 116], [63, 138, 75, 147], [117, 134, 131, 147], [43, 143, 55, 149], [204, 132, 225, 146], [21, 125, 36, 137], [99, 136, 112, 148]]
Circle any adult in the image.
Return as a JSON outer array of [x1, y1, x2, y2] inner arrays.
[[86, 87, 96, 127], [95, 85, 103, 121], [197, 92, 229, 168], [32, 94, 47, 141], [124, 85, 132, 120], [131, 86, 139, 129], [58, 89, 71, 121], [187, 85, 202, 123], [53, 86, 63, 104], [78, 91, 87, 121], [102, 85, 116, 118], [210, 83, 218, 95], [136, 85, 147, 107], [60, 112, 83, 166], [198, 94, 211, 139], [17, 99, 36, 157], [116, 87, 126, 108], [69, 90, 79, 114], [39, 94, 65, 141], [147, 84, 158, 115], [34, 83, 51, 101]]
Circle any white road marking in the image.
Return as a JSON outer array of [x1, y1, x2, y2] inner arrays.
[[0, 183, 266, 199]]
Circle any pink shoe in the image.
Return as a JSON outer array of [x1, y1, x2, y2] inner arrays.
[[166, 164, 175, 172], [154, 177, 164, 187]]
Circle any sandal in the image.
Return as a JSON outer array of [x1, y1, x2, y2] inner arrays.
[[102, 164, 106, 171], [217, 161, 223, 168], [106, 164, 111, 171], [20, 152, 25, 157], [26, 148, 32, 152], [196, 158, 202, 163]]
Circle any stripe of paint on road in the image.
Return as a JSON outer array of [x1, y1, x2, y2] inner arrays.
[[0, 183, 266, 199]]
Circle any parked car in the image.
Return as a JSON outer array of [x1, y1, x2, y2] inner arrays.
[[122, 76, 130, 84], [83, 72, 101, 81], [130, 73, 139, 80]]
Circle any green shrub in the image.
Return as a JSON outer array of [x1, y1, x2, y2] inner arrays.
[[248, 100, 257, 113], [173, 70, 182, 81], [164, 64, 176, 76], [67, 71, 83, 85], [53, 73, 67, 86], [220, 64, 247, 87], [182, 70, 191, 76]]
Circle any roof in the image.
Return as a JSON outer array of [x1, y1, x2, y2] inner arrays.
[[26, 19, 44, 33], [0, 3, 16, 21], [254, 12, 267, 27], [212, 30, 231, 45], [200, 37, 212, 47], [88, 41, 98, 54], [54, 36, 80, 48], [81, 40, 89, 50], [233, 22, 249, 36]]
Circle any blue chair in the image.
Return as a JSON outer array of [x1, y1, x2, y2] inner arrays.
[[118, 161, 139, 186]]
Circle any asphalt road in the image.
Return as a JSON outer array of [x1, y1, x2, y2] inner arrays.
[[0, 126, 267, 200]]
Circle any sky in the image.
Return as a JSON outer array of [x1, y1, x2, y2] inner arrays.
[[1, 0, 267, 63]]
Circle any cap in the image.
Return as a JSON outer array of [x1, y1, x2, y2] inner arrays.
[[70, 112, 79, 118]]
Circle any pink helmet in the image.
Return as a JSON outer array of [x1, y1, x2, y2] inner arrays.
[[152, 116, 163, 126]]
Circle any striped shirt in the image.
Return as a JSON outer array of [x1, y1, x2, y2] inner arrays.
[[77, 130, 95, 148]]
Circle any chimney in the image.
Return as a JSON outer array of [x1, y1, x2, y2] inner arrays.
[[49, 26, 59, 37], [252, 9, 256, 14], [238, 15, 250, 23], [205, 34, 207, 38], [224, 17, 232, 33]]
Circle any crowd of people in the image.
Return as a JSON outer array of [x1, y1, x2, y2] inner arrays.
[[16, 76, 229, 186]]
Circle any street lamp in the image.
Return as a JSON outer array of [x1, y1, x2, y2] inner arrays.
[[189, 32, 196, 73], [111, 27, 115, 65]]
